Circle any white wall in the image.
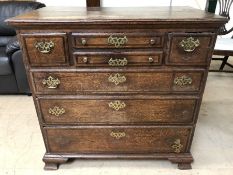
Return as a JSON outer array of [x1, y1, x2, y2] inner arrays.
[[39, 0, 206, 9], [102, 0, 205, 9]]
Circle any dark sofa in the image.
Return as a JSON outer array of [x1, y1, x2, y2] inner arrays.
[[0, 1, 45, 94]]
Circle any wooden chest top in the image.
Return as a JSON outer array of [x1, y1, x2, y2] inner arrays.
[[7, 6, 227, 26]]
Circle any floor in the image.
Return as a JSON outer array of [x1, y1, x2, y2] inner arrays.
[[210, 55, 233, 72], [0, 72, 233, 175]]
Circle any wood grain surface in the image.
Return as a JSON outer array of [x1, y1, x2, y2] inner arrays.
[[38, 96, 198, 124], [166, 33, 216, 65], [45, 126, 192, 153], [31, 70, 204, 94], [72, 32, 164, 48], [22, 33, 69, 66], [73, 50, 163, 66]]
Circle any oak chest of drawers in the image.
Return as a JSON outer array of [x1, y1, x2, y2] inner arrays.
[[7, 6, 227, 170]]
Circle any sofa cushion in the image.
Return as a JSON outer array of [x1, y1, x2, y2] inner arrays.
[[0, 1, 45, 36], [0, 74, 18, 93], [0, 47, 13, 75], [0, 36, 14, 47]]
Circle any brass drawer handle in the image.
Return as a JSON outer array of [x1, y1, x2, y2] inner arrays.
[[108, 100, 126, 111], [172, 139, 183, 153], [110, 131, 126, 139], [179, 37, 200, 52], [49, 106, 65, 117], [108, 73, 126, 85], [174, 75, 192, 87], [108, 58, 128, 66], [42, 76, 60, 89], [35, 40, 55, 54], [108, 35, 128, 48]]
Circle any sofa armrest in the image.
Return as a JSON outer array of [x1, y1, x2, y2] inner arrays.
[[11, 49, 30, 93], [5, 36, 20, 57]]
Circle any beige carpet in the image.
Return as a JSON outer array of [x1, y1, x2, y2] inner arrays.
[[0, 72, 233, 175]]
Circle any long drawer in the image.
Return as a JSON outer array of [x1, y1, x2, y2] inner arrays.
[[31, 69, 205, 94], [45, 126, 192, 154], [73, 50, 163, 67], [37, 95, 199, 124], [72, 32, 164, 48]]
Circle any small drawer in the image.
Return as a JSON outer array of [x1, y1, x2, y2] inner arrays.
[[31, 70, 204, 94], [166, 33, 216, 65], [22, 33, 69, 66], [72, 32, 164, 48], [45, 126, 192, 154], [74, 50, 163, 67], [37, 96, 198, 124]]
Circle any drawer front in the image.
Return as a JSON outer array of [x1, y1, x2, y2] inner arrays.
[[74, 50, 163, 67], [38, 96, 198, 124], [22, 33, 69, 66], [32, 70, 204, 94], [72, 32, 164, 48], [166, 33, 216, 65], [45, 126, 192, 153]]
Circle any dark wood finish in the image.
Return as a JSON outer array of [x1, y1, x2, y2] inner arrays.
[[43, 152, 193, 170], [6, 7, 227, 26], [38, 96, 198, 124], [73, 50, 163, 66], [22, 33, 69, 66], [45, 126, 192, 153], [6, 6, 227, 170], [43, 155, 68, 170], [178, 163, 192, 169], [166, 33, 216, 65], [31, 70, 204, 94], [86, 0, 100, 7]]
